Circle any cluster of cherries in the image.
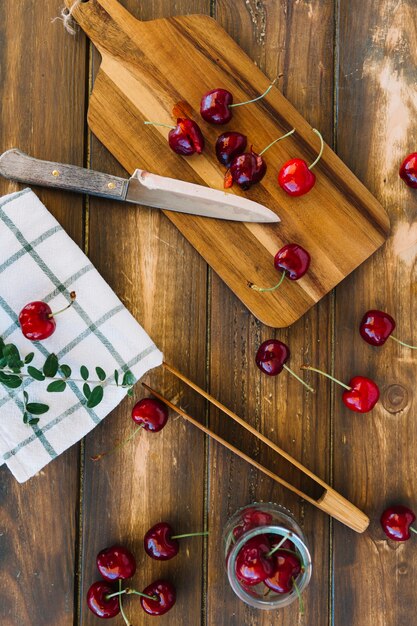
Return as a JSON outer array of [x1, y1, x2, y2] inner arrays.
[[87, 544, 175, 621], [88, 522, 207, 621], [145, 81, 324, 194], [254, 307, 417, 414], [229, 509, 303, 607]]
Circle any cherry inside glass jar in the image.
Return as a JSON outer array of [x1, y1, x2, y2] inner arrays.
[[223, 503, 312, 610]]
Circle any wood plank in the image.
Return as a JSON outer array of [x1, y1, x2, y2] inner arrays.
[[66, 0, 389, 328], [79, 1, 211, 625], [0, 1, 87, 624], [207, 0, 335, 624], [333, 2, 417, 625]]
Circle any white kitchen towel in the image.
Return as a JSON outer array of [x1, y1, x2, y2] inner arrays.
[[0, 188, 163, 482]]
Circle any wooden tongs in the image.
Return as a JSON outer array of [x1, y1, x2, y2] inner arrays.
[[143, 363, 369, 534]]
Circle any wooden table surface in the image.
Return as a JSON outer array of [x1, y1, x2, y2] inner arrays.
[[1, 1, 416, 625]]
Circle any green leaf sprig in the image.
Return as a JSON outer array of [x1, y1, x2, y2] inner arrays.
[[0, 337, 135, 424]]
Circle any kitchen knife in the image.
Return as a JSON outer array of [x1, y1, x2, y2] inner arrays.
[[0, 149, 279, 223]]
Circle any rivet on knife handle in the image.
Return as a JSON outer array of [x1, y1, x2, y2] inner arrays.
[[0, 148, 129, 200]]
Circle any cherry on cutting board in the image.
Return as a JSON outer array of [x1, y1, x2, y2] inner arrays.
[[19, 291, 76, 341], [140, 580, 176, 616], [381, 505, 417, 541], [301, 366, 379, 413], [250, 243, 310, 293], [87, 581, 120, 619], [91, 397, 169, 461], [360, 310, 417, 349], [278, 128, 324, 196], [144, 521, 208, 561], [200, 80, 276, 125], [264, 550, 302, 594], [227, 128, 295, 190], [144, 118, 204, 155], [235, 534, 275, 586], [215, 131, 247, 166], [256, 339, 315, 393], [399, 152, 417, 188], [96, 545, 136, 582]]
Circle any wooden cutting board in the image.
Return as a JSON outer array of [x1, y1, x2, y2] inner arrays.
[[67, 0, 390, 328]]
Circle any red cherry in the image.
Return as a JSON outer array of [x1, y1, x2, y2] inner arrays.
[[342, 376, 380, 413], [274, 244, 310, 280], [278, 159, 315, 196], [144, 522, 179, 561], [264, 550, 302, 593], [256, 340, 315, 392], [381, 505, 417, 541], [215, 131, 247, 166], [400, 152, 417, 188], [229, 150, 267, 190], [19, 291, 76, 341], [18, 302, 56, 341], [144, 118, 204, 155], [255, 339, 290, 376], [359, 310, 396, 346], [132, 397, 169, 432], [278, 128, 324, 196], [140, 580, 176, 616], [96, 545, 136, 582], [201, 82, 277, 125], [302, 366, 378, 412], [250, 243, 310, 293], [168, 118, 205, 155], [86, 581, 120, 619], [91, 397, 169, 461], [200, 88, 233, 124], [235, 534, 275, 586], [233, 509, 274, 540]]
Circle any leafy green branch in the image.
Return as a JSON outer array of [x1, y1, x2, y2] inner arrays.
[[0, 337, 135, 424]]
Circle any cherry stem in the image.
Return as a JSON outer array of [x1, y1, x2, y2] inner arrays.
[[389, 335, 417, 350], [283, 364, 315, 393], [144, 121, 176, 130], [171, 531, 209, 539], [48, 291, 76, 318], [292, 577, 304, 615], [230, 79, 277, 108], [250, 270, 286, 293], [300, 365, 351, 391], [308, 128, 324, 170], [118, 581, 132, 626], [410, 526, 417, 535], [91, 425, 144, 462], [126, 589, 159, 601], [266, 534, 292, 557], [259, 128, 296, 156], [106, 586, 158, 602]]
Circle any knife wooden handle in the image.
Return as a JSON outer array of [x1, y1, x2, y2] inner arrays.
[[0, 148, 129, 200]]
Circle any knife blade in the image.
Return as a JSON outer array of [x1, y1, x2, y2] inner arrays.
[[0, 149, 279, 223]]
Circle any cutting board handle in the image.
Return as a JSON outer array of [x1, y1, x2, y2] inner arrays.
[[64, 0, 143, 52]]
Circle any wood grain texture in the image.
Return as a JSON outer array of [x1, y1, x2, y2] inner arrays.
[[207, 1, 335, 624], [0, 1, 87, 624], [78, 1, 210, 625], [67, 0, 390, 328], [333, 2, 417, 625]]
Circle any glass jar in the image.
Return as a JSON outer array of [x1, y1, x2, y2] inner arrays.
[[223, 502, 312, 610]]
